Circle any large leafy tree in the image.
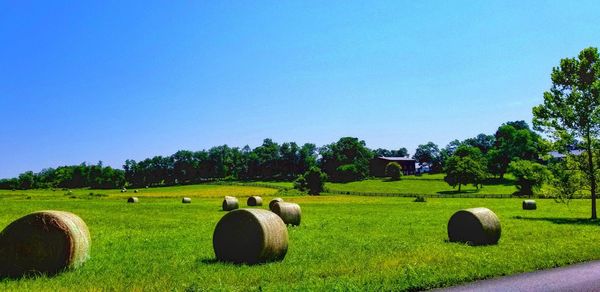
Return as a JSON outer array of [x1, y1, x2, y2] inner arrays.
[[413, 142, 442, 172], [487, 121, 547, 178], [443, 145, 488, 192], [508, 160, 551, 197], [533, 47, 600, 219], [319, 137, 373, 182], [463, 134, 495, 154]]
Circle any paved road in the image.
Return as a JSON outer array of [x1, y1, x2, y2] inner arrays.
[[435, 261, 600, 292]]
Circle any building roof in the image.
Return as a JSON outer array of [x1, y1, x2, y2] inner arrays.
[[376, 156, 416, 162], [548, 149, 584, 159]]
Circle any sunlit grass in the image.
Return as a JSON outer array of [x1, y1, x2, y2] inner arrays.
[[1, 185, 600, 291]]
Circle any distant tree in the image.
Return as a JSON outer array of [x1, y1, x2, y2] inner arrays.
[[373, 147, 409, 157], [17, 171, 34, 190], [294, 167, 327, 195], [253, 139, 281, 179], [298, 143, 318, 174], [463, 134, 495, 154], [0, 178, 18, 190], [279, 142, 300, 179], [508, 160, 551, 197], [487, 121, 547, 178], [533, 47, 600, 219], [443, 145, 488, 192], [335, 164, 361, 182], [385, 162, 402, 180], [319, 137, 373, 182], [413, 142, 442, 172]]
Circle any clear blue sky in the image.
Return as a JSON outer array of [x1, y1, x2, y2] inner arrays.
[[1, 1, 599, 178]]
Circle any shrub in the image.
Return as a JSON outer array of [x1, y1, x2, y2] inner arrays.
[[335, 164, 361, 182], [294, 167, 327, 195], [385, 162, 402, 180], [413, 196, 426, 202]]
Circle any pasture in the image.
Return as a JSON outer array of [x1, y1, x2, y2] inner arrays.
[[1, 184, 600, 291], [246, 173, 520, 196]]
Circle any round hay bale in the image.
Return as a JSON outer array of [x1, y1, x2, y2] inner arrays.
[[213, 208, 288, 264], [0, 210, 91, 278], [271, 202, 301, 226], [247, 196, 263, 206], [127, 197, 139, 203], [522, 200, 537, 210], [222, 196, 239, 211], [268, 198, 284, 211], [134, 190, 138, 193], [121, 188, 127, 193], [447, 207, 501, 245], [182, 197, 192, 204]]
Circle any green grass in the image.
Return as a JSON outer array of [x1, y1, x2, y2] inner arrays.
[[2, 185, 600, 291], [326, 173, 518, 195], [233, 174, 518, 196], [2, 184, 280, 200]]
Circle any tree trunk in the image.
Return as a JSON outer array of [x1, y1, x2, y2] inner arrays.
[[458, 183, 462, 192], [586, 131, 597, 219]]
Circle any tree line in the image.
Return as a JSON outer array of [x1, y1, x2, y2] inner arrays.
[[0, 138, 407, 189], [0, 162, 125, 190]]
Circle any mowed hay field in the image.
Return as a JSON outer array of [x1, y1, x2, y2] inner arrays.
[[2, 186, 600, 291]]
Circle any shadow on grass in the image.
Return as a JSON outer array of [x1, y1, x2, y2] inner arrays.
[[197, 258, 219, 265], [437, 190, 480, 195], [196, 257, 282, 267], [513, 216, 600, 226], [483, 177, 516, 186]]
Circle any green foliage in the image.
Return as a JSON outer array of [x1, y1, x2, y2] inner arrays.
[[549, 158, 585, 205], [0, 163, 125, 190], [123, 139, 319, 187], [443, 145, 488, 192], [508, 160, 551, 197], [413, 142, 443, 172], [294, 167, 327, 195], [385, 162, 402, 180], [413, 196, 426, 202], [487, 121, 548, 178], [373, 148, 409, 157], [319, 137, 373, 182], [335, 164, 361, 182], [463, 134, 495, 154], [532, 46, 600, 218]]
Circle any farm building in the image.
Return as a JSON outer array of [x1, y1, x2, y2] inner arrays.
[[370, 157, 417, 176]]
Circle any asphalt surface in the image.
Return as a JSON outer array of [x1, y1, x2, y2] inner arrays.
[[434, 260, 600, 292]]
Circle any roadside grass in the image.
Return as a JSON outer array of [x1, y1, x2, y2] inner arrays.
[[2, 186, 600, 291]]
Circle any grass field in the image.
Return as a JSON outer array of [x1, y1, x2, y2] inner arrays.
[[3, 184, 280, 200], [2, 184, 600, 291], [249, 174, 519, 196]]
